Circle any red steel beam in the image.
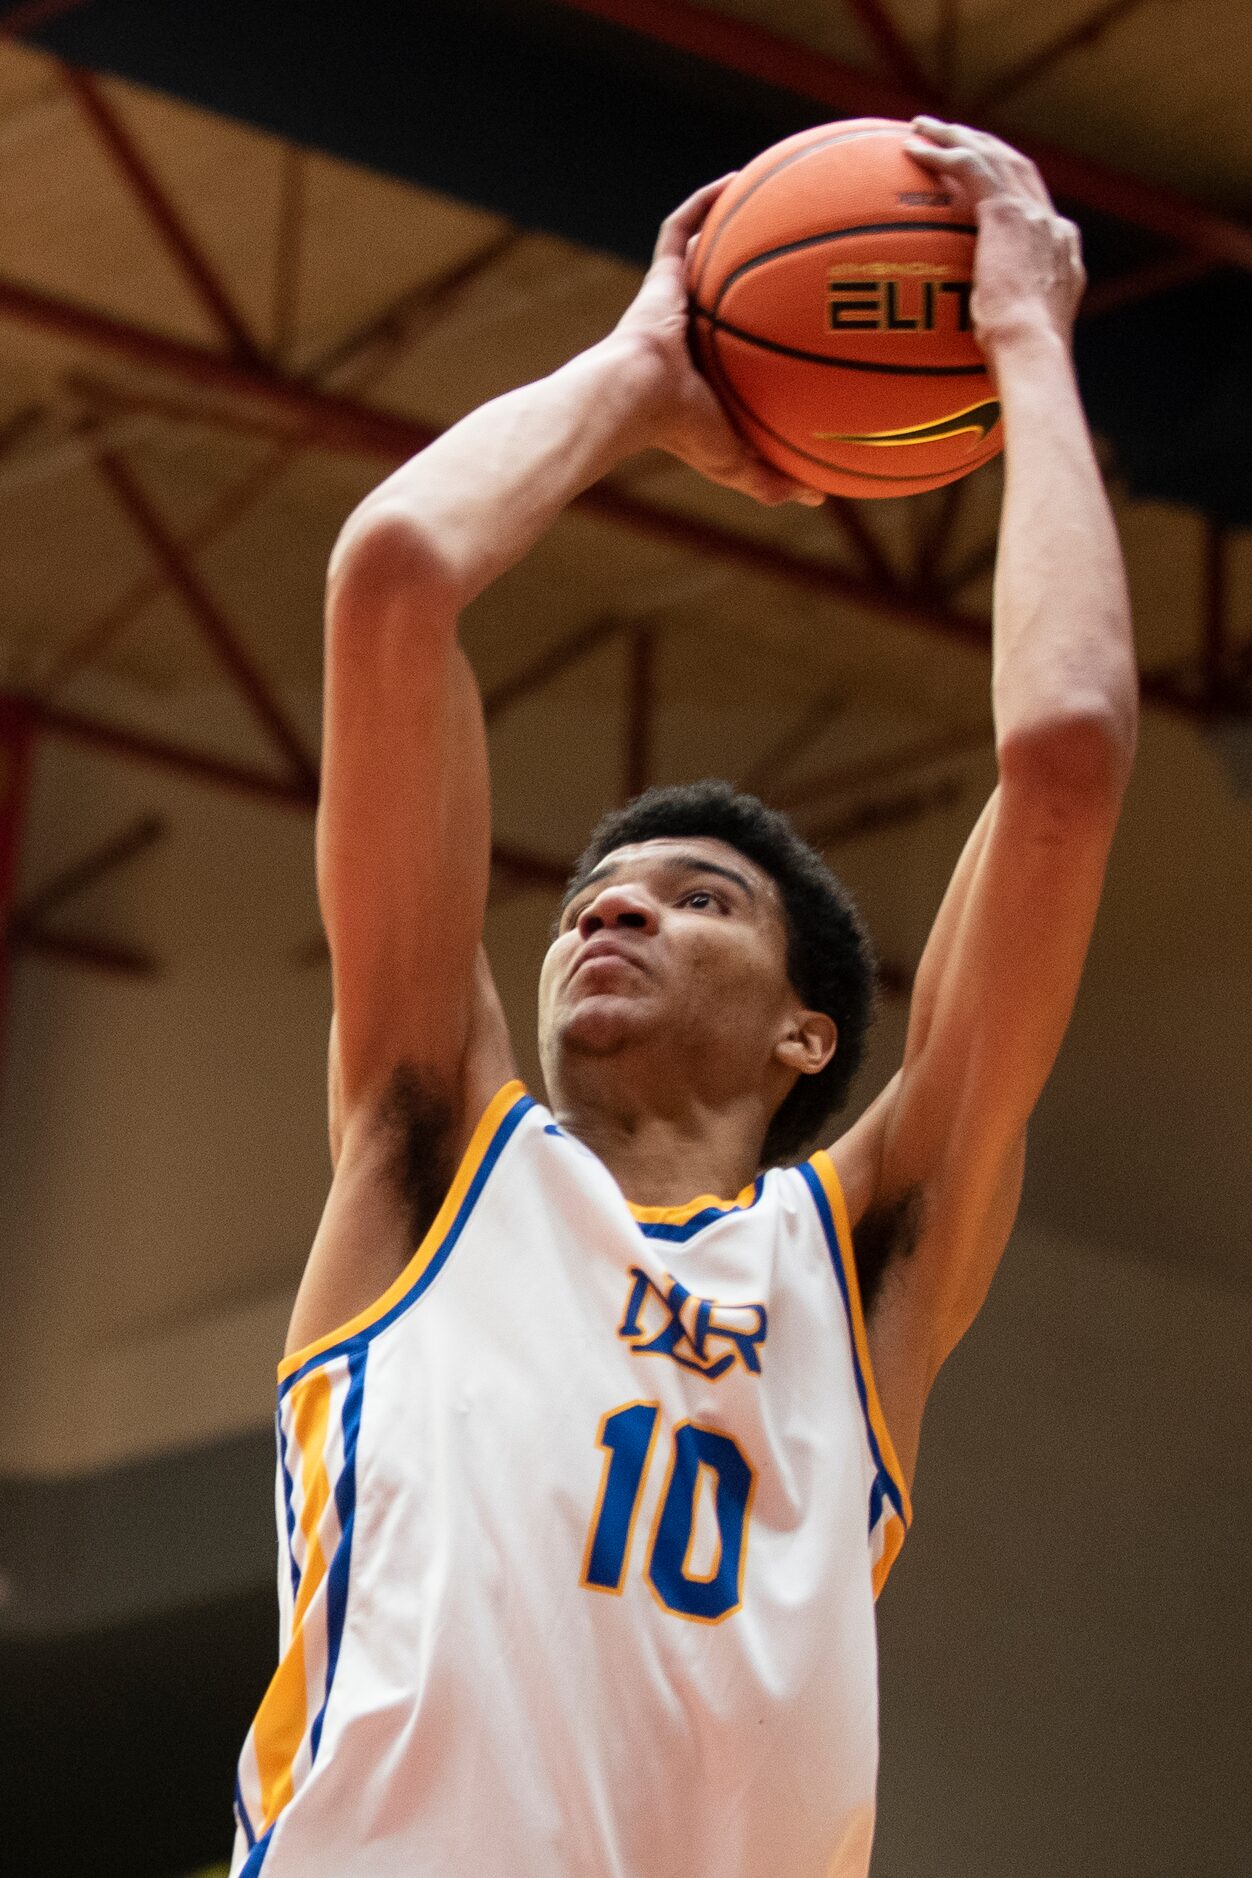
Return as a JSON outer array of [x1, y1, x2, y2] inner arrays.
[[825, 496, 900, 591], [772, 722, 990, 814], [94, 447, 321, 793], [556, 0, 1252, 273], [11, 926, 159, 977], [842, 0, 940, 104], [2, 270, 1235, 729], [910, 478, 964, 593], [742, 681, 845, 796], [60, 64, 264, 366], [969, 0, 1153, 111], [9, 813, 163, 928], [484, 613, 626, 722], [51, 237, 522, 692], [12, 691, 318, 808], [801, 774, 961, 848]]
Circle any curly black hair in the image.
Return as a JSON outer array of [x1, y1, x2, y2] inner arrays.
[[566, 780, 877, 1166]]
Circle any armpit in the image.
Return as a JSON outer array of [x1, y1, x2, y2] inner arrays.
[[380, 1064, 457, 1248], [853, 1184, 924, 1315]]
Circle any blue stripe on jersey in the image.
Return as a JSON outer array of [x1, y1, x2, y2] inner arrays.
[[279, 1094, 535, 1398], [239, 1825, 274, 1878], [635, 1177, 766, 1243], [235, 1774, 256, 1851], [798, 1161, 906, 1532], [276, 1407, 301, 1605], [241, 1345, 369, 1877], [311, 1344, 367, 1759]]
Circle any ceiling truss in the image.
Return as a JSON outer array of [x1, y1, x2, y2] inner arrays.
[[0, 18, 1247, 998]]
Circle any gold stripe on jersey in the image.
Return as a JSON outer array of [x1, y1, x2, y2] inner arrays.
[[253, 1369, 335, 1827], [808, 1150, 912, 1597], [278, 1079, 528, 1383]]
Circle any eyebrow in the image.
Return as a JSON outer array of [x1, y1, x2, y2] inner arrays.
[[560, 853, 758, 912]]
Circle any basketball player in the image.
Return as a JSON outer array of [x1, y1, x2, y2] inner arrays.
[[230, 120, 1136, 1877]]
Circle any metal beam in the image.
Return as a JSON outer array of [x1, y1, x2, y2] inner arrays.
[[825, 497, 900, 591], [842, 0, 940, 103], [2, 270, 1240, 731], [741, 682, 845, 797], [8, 813, 163, 929], [802, 774, 961, 848], [94, 447, 321, 793], [59, 63, 263, 365], [910, 478, 964, 593], [772, 722, 990, 815], [969, 0, 1154, 111], [555, 0, 1252, 273], [11, 926, 159, 977], [484, 614, 626, 722], [13, 691, 318, 809]]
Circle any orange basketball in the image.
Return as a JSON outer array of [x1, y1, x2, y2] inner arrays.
[[689, 119, 1001, 499]]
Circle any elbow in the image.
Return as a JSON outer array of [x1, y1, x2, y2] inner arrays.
[[997, 699, 1136, 831], [327, 502, 460, 637]]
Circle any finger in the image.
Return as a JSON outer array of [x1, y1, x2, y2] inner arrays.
[[653, 174, 737, 264], [904, 139, 996, 200], [733, 461, 825, 507]]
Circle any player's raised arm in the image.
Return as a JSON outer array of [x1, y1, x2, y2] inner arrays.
[[834, 121, 1138, 1485], [292, 180, 819, 1355]]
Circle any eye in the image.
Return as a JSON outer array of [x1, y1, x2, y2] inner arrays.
[[681, 889, 726, 912]]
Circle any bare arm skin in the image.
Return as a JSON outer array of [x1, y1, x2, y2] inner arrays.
[[833, 120, 1138, 1490], [287, 183, 818, 1358]]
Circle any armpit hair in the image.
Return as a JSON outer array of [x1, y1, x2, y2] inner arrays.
[[379, 1064, 457, 1249], [853, 1184, 924, 1316]]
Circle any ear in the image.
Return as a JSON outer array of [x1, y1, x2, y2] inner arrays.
[[774, 1007, 837, 1079]]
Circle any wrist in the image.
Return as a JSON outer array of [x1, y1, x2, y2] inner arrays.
[[578, 330, 675, 457], [980, 314, 1073, 373]]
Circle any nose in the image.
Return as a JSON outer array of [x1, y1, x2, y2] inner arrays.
[[576, 883, 659, 940]]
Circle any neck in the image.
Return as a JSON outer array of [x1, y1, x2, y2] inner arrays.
[[551, 1077, 770, 1208]]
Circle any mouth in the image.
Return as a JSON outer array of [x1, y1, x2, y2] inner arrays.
[[568, 937, 646, 983]]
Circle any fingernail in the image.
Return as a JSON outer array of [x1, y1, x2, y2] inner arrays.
[[796, 490, 825, 507]]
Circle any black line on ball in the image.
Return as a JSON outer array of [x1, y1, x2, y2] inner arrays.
[[702, 321, 995, 487], [691, 123, 895, 306], [692, 305, 987, 377]]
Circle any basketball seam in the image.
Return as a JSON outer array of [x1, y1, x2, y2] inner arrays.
[[705, 219, 979, 312], [692, 306, 987, 377], [690, 122, 896, 306], [701, 320, 996, 485]]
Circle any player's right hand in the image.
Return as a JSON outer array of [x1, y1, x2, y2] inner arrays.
[[614, 178, 825, 508]]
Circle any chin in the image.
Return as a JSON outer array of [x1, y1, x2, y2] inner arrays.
[[557, 994, 652, 1058]]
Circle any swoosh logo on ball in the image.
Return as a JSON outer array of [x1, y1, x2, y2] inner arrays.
[[814, 399, 1001, 448]]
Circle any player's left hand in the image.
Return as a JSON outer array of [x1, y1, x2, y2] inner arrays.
[[904, 118, 1085, 351], [614, 176, 825, 507]]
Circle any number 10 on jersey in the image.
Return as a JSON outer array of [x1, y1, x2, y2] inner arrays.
[[581, 1402, 756, 1623]]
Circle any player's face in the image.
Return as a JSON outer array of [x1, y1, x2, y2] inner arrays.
[[538, 836, 802, 1110]]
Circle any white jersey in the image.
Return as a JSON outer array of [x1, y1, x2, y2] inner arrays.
[[230, 1081, 910, 1878]]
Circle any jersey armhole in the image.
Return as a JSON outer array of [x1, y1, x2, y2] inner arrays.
[[279, 1079, 532, 1389], [804, 1148, 913, 1597]]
